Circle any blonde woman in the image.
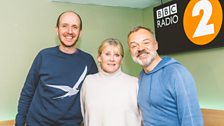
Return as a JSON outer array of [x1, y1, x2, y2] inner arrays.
[[80, 38, 142, 126]]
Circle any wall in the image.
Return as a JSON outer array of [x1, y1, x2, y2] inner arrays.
[[143, 1, 224, 110], [0, 0, 142, 120]]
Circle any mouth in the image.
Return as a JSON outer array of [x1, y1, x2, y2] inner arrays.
[[63, 36, 76, 43], [66, 36, 72, 39], [107, 63, 116, 66], [65, 35, 74, 40], [137, 52, 149, 59]]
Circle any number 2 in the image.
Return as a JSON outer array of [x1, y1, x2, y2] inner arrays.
[[192, 0, 214, 38]]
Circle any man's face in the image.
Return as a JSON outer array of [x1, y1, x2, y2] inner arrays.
[[56, 12, 81, 48], [128, 29, 158, 67]]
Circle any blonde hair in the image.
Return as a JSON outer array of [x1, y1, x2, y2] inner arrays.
[[98, 38, 124, 57]]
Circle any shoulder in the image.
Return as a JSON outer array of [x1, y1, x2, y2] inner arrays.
[[162, 57, 188, 73], [77, 49, 96, 62], [38, 46, 57, 55], [32, 47, 56, 61], [158, 64, 184, 81], [82, 73, 99, 87], [161, 62, 194, 87], [165, 63, 191, 77], [77, 49, 94, 58], [121, 72, 138, 83], [84, 73, 99, 81]]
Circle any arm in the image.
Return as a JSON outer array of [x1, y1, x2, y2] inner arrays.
[[174, 66, 203, 126], [88, 56, 98, 75], [15, 53, 41, 126], [80, 78, 87, 122]]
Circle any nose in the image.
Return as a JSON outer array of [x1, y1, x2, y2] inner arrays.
[[109, 55, 115, 61], [137, 44, 144, 52], [67, 27, 73, 34]]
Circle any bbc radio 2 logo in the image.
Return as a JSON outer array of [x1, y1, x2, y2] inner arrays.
[[183, 0, 223, 45], [156, 3, 178, 28]]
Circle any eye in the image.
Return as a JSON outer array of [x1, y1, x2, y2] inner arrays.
[[105, 52, 110, 56], [130, 43, 138, 49], [61, 24, 68, 28], [143, 39, 152, 45], [115, 54, 120, 57], [131, 45, 136, 48], [143, 41, 150, 45], [72, 25, 78, 29]]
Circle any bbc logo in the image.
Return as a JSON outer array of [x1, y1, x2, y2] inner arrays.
[[156, 3, 177, 19]]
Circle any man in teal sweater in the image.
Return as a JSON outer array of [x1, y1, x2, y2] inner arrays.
[[127, 26, 203, 126]]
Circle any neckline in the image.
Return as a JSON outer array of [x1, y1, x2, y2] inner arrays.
[[56, 46, 79, 56], [98, 67, 122, 78]]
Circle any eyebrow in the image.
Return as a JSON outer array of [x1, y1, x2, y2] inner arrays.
[[129, 41, 137, 45], [129, 38, 150, 44], [142, 38, 150, 41]]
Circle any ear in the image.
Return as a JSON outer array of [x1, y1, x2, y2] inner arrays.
[[79, 30, 82, 37], [155, 40, 159, 51], [97, 55, 102, 63], [55, 27, 59, 36], [121, 58, 123, 65]]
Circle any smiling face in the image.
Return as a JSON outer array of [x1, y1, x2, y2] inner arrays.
[[97, 39, 123, 73], [128, 28, 158, 67], [56, 12, 81, 49]]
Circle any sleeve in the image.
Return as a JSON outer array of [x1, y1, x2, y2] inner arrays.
[[174, 66, 204, 126], [88, 56, 98, 75], [15, 53, 42, 126], [80, 77, 87, 120], [135, 77, 144, 126]]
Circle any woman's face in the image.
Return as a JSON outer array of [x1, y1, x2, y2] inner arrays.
[[98, 45, 123, 73]]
